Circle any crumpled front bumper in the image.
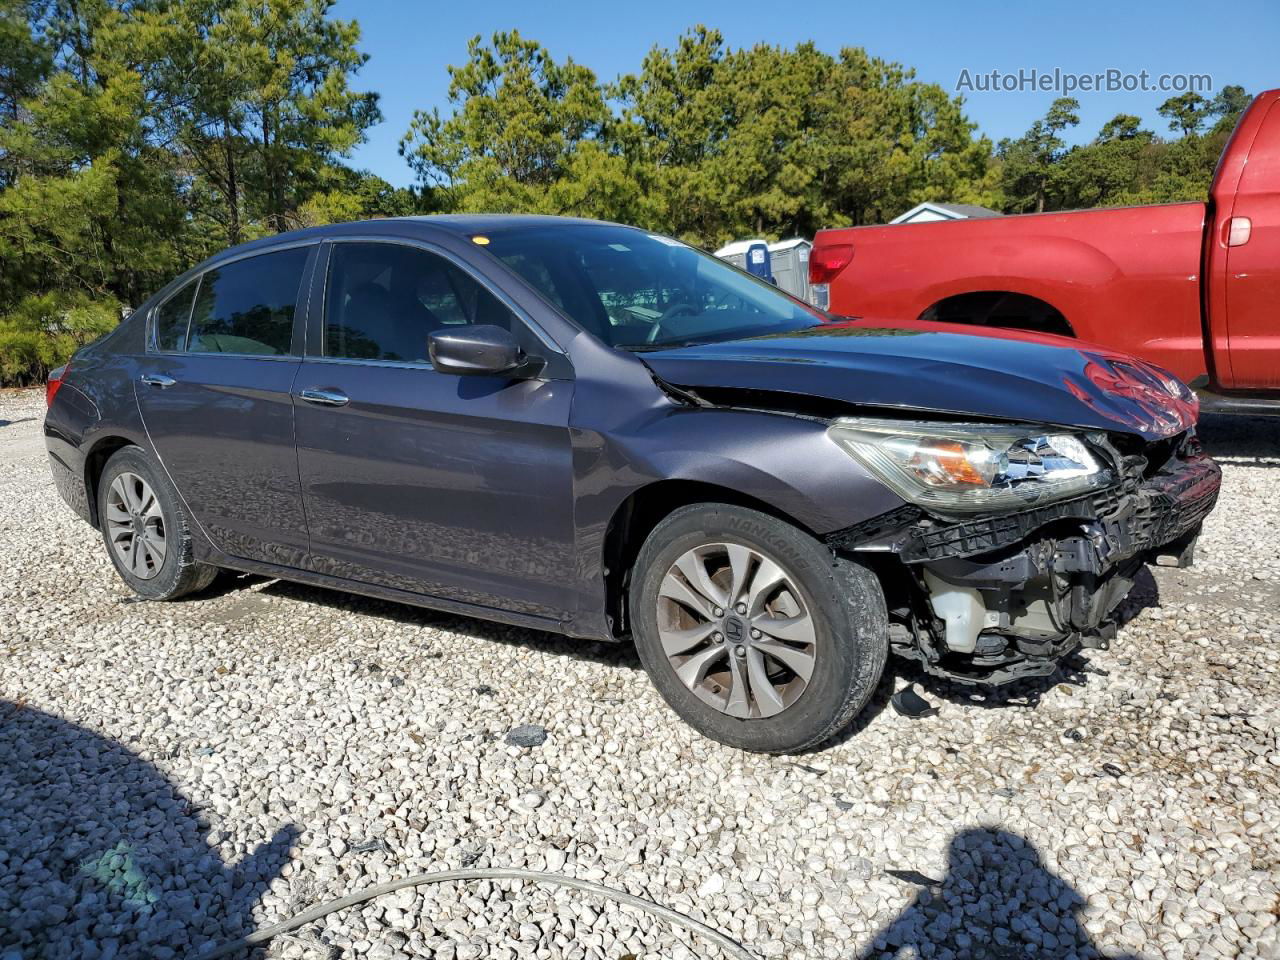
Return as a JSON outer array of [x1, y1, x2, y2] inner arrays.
[[829, 447, 1222, 685], [898, 455, 1219, 567]]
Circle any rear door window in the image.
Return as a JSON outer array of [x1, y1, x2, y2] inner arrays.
[[152, 280, 198, 352], [188, 247, 310, 356]]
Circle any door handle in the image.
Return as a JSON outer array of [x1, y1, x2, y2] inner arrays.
[[1225, 216, 1251, 247], [139, 374, 176, 388], [298, 388, 350, 407]]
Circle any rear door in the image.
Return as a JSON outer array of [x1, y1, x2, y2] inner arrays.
[[135, 244, 315, 567], [293, 239, 576, 621], [1224, 96, 1280, 389]]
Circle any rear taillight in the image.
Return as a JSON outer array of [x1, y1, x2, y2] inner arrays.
[[46, 363, 69, 408], [808, 243, 854, 285]]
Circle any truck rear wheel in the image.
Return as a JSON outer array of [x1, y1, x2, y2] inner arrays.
[[922, 291, 1071, 337]]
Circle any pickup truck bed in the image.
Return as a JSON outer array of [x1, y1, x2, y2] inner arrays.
[[812, 88, 1280, 399]]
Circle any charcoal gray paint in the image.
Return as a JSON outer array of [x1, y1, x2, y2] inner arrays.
[[640, 326, 1198, 442], [43, 216, 1193, 643]]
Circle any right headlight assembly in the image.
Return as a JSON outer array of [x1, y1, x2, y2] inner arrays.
[[827, 417, 1114, 514]]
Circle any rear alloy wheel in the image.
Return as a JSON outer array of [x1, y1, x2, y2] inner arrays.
[[105, 472, 167, 579], [631, 504, 888, 753], [97, 446, 218, 600]]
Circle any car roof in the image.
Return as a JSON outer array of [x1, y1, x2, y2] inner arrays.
[[403, 213, 627, 233], [145, 214, 658, 311], [203, 214, 633, 265]]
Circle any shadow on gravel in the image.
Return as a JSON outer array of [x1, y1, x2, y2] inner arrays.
[[895, 566, 1161, 714], [251, 576, 644, 671], [0, 416, 36, 428], [1115, 565, 1161, 624], [201, 569, 272, 600], [1197, 413, 1280, 466], [901, 651, 1100, 714], [856, 828, 1139, 960], [802, 665, 898, 753], [209, 564, 1156, 739], [0, 699, 298, 958]]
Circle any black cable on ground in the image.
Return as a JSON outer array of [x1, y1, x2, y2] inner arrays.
[[204, 866, 759, 960]]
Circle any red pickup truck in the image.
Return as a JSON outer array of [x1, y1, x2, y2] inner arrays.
[[810, 88, 1280, 414]]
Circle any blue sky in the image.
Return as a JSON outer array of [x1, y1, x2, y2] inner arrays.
[[332, 0, 1279, 189]]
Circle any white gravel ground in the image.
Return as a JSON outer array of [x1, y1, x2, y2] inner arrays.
[[1, 386, 1277, 960]]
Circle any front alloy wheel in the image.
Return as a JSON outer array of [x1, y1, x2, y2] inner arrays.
[[657, 543, 817, 719], [631, 504, 889, 753]]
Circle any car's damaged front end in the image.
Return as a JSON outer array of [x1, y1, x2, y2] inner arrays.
[[826, 423, 1219, 684], [638, 320, 1223, 686]]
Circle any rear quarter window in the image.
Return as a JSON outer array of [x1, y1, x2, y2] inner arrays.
[[152, 280, 198, 352], [188, 247, 310, 356]]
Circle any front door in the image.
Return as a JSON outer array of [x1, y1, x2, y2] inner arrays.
[[1225, 97, 1280, 389], [293, 240, 576, 621], [134, 245, 314, 567]]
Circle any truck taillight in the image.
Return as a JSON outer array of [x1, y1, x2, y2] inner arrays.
[[808, 243, 854, 285], [46, 363, 69, 408]]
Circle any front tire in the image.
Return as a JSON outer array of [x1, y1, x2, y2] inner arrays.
[[97, 446, 218, 600], [630, 504, 888, 753]]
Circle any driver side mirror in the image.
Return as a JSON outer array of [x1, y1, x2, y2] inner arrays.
[[428, 325, 544, 378]]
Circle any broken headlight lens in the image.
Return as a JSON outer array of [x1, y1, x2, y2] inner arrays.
[[828, 418, 1112, 513]]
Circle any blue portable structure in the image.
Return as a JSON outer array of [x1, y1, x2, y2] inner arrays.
[[743, 242, 773, 282], [715, 238, 813, 303]]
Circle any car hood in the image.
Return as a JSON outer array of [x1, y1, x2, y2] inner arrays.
[[638, 320, 1198, 441]]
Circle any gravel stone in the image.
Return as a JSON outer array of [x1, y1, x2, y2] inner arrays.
[[503, 724, 548, 748], [1, 393, 1278, 960]]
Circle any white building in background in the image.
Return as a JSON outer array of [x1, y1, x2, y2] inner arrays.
[[889, 202, 1003, 225]]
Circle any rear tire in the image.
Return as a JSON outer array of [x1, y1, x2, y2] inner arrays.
[[97, 446, 218, 601], [630, 504, 888, 753]]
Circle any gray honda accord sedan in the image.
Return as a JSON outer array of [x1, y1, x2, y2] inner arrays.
[[44, 215, 1220, 752]]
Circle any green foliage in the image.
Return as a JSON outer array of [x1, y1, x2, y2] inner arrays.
[[804, 47, 997, 231], [1097, 114, 1143, 142], [399, 30, 641, 221], [406, 30, 1248, 242], [1208, 85, 1251, 136], [999, 89, 1249, 213], [0, 0, 398, 384], [1210, 85, 1251, 122], [404, 27, 1000, 247], [1158, 92, 1211, 137], [0, 0, 50, 134], [0, 290, 119, 384], [296, 169, 421, 226], [996, 97, 1079, 213], [136, 0, 382, 243], [0, 7, 1256, 387]]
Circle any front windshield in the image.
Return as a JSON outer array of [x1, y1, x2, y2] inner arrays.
[[481, 224, 825, 349]]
